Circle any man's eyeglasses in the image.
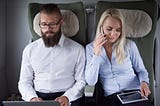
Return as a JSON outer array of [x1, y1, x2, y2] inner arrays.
[[39, 18, 62, 29]]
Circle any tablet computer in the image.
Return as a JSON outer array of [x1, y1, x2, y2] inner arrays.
[[117, 91, 148, 104]]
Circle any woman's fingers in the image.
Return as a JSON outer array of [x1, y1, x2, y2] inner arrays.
[[94, 34, 107, 46], [94, 34, 107, 55], [140, 82, 151, 97]]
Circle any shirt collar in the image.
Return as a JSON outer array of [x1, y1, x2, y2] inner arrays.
[[58, 33, 65, 47]]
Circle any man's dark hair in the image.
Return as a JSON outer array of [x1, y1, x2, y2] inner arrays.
[[40, 4, 62, 17]]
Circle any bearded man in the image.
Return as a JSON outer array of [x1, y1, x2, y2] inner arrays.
[[18, 4, 85, 106]]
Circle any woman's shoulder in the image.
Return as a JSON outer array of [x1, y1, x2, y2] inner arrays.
[[125, 39, 138, 53], [126, 39, 136, 47], [86, 41, 94, 49]]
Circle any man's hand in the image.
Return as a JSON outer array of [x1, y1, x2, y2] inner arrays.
[[140, 81, 151, 97], [55, 96, 69, 106], [30, 97, 43, 101]]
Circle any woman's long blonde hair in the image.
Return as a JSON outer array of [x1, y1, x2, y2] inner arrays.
[[95, 9, 126, 64]]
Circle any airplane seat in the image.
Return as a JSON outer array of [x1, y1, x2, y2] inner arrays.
[[28, 2, 87, 46], [89, 0, 158, 106]]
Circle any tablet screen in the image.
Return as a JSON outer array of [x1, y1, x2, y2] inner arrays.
[[117, 91, 148, 104]]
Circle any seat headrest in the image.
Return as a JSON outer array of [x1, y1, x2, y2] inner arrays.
[[33, 10, 79, 37], [117, 9, 152, 38]]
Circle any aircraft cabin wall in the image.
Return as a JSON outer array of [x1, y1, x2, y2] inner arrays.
[[0, 0, 8, 103], [0, 0, 160, 106]]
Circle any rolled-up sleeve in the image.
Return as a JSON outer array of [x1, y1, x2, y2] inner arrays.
[[63, 46, 86, 102], [129, 41, 149, 84], [18, 46, 38, 101], [85, 43, 105, 86]]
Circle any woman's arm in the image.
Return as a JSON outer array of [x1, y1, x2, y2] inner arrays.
[[129, 40, 151, 96], [85, 43, 104, 85]]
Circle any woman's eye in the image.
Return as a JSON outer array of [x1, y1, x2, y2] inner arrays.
[[106, 28, 112, 31], [116, 29, 121, 32]]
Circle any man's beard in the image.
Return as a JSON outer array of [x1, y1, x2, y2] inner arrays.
[[41, 30, 61, 47]]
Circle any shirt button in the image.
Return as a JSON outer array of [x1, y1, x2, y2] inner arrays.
[[113, 73, 116, 76]]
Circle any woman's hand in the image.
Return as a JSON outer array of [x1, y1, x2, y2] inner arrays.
[[140, 81, 151, 97], [93, 33, 107, 55], [55, 96, 69, 106]]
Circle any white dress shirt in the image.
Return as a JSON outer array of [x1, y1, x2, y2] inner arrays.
[[18, 34, 86, 102]]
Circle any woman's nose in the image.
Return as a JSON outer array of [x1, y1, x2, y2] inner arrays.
[[110, 30, 116, 36]]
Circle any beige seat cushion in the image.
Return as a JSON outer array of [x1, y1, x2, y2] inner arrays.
[[118, 9, 152, 38], [33, 10, 79, 37]]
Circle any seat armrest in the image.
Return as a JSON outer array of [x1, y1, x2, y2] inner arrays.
[[85, 85, 95, 97], [155, 37, 160, 87]]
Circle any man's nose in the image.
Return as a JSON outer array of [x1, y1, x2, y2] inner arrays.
[[46, 26, 52, 30], [45, 26, 54, 32]]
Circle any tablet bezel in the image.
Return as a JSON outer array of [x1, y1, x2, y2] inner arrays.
[[117, 91, 148, 104]]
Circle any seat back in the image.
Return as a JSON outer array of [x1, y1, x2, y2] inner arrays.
[[94, 0, 158, 105], [28, 2, 87, 46]]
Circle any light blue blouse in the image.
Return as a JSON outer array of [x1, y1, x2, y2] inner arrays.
[[85, 39, 149, 96]]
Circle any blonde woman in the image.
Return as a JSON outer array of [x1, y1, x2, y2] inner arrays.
[[85, 9, 151, 106]]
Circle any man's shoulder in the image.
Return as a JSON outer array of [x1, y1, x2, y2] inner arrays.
[[24, 38, 42, 51], [64, 36, 84, 49]]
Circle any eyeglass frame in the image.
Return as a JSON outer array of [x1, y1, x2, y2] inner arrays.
[[39, 18, 62, 29]]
